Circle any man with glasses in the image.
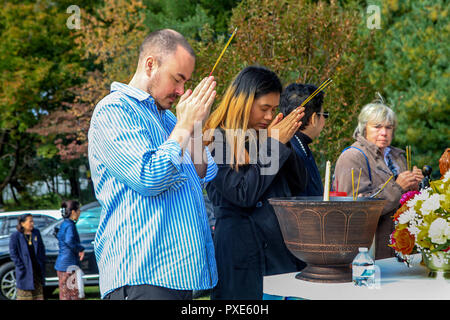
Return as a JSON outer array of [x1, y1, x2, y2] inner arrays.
[[279, 83, 328, 196]]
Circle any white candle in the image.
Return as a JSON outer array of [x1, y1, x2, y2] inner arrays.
[[324, 160, 331, 201]]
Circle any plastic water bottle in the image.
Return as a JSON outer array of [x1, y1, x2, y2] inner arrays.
[[352, 247, 375, 287]]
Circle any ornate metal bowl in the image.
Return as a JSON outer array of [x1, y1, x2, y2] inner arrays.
[[269, 196, 386, 283]]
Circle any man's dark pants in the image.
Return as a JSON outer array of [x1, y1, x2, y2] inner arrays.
[[104, 284, 192, 300]]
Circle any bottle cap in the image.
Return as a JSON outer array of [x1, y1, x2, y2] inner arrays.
[[358, 247, 368, 252]]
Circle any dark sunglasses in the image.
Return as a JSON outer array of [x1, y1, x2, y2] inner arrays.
[[317, 112, 329, 119]]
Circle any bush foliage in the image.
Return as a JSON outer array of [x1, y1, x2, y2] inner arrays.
[[362, 0, 449, 176]]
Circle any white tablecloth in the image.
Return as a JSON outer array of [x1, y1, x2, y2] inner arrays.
[[263, 255, 450, 300]]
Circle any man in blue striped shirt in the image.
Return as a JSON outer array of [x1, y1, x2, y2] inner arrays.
[[88, 29, 218, 299]]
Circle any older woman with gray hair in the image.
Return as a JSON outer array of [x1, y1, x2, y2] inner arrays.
[[333, 94, 423, 259]]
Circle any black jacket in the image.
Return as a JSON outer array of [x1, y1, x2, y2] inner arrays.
[[290, 132, 323, 196], [206, 131, 307, 299]]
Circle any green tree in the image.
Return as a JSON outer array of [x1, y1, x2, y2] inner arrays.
[[144, 0, 214, 39], [0, 0, 84, 205], [27, 0, 147, 205], [362, 0, 450, 176], [143, 0, 241, 38]]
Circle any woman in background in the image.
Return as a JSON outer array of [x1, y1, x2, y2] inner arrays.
[[55, 200, 85, 300], [334, 95, 423, 259], [9, 214, 46, 300]]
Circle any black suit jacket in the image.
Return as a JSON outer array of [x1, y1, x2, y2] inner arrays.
[[206, 130, 307, 299]]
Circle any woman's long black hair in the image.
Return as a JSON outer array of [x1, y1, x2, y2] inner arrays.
[[232, 65, 282, 100]]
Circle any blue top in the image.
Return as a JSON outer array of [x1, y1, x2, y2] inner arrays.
[[88, 82, 218, 298], [291, 132, 323, 196], [55, 219, 85, 272]]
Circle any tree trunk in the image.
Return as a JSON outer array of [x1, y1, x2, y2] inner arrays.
[[10, 184, 19, 205], [69, 167, 81, 199], [0, 140, 20, 202]]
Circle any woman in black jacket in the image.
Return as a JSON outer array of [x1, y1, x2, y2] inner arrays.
[[9, 214, 46, 300], [203, 66, 307, 299]]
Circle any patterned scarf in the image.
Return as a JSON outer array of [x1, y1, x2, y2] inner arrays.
[[385, 151, 399, 179]]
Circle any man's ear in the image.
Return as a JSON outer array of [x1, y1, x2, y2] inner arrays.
[[310, 112, 317, 127], [144, 56, 157, 76]]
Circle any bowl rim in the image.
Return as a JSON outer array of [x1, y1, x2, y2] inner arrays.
[[268, 196, 386, 207]]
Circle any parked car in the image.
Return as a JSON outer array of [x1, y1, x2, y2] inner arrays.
[[0, 202, 101, 300], [0, 210, 61, 239]]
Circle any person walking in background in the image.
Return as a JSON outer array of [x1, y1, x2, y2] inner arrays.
[[334, 94, 423, 259], [279, 83, 328, 196], [55, 200, 85, 300], [88, 29, 218, 300], [203, 66, 307, 299], [9, 214, 46, 300]]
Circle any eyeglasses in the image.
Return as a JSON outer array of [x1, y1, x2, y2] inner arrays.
[[317, 112, 329, 119]]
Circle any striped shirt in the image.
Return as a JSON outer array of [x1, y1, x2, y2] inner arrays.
[[88, 82, 218, 298]]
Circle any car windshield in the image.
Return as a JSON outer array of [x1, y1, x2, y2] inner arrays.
[[75, 206, 102, 234], [42, 204, 102, 235]]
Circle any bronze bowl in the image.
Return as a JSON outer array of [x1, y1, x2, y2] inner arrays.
[[268, 196, 386, 283]]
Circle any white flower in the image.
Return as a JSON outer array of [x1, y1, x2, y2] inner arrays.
[[415, 189, 430, 202], [443, 169, 450, 183], [408, 217, 421, 236], [398, 208, 416, 224], [406, 196, 419, 208], [420, 193, 441, 215], [428, 218, 450, 245], [408, 225, 420, 237]]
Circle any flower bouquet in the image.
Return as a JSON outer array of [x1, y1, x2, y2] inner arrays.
[[389, 169, 450, 276]]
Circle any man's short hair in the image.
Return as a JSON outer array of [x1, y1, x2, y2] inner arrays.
[[279, 83, 324, 130], [139, 29, 195, 65]]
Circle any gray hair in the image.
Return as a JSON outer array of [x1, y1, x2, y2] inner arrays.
[[353, 93, 397, 138], [138, 29, 195, 65]]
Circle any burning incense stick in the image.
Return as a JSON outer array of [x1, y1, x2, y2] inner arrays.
[[351, 168, 355, 200], [371, 175, 394, 198], [355, 168, 362, 200], [408, 145, 412, 171], [209, 27, 238, 76], [406, 145, 410, 171], [299, 78, 332, 108], [324, 161, 331, 201]]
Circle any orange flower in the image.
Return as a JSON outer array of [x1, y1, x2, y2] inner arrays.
[[390, 228, 415, 255]]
